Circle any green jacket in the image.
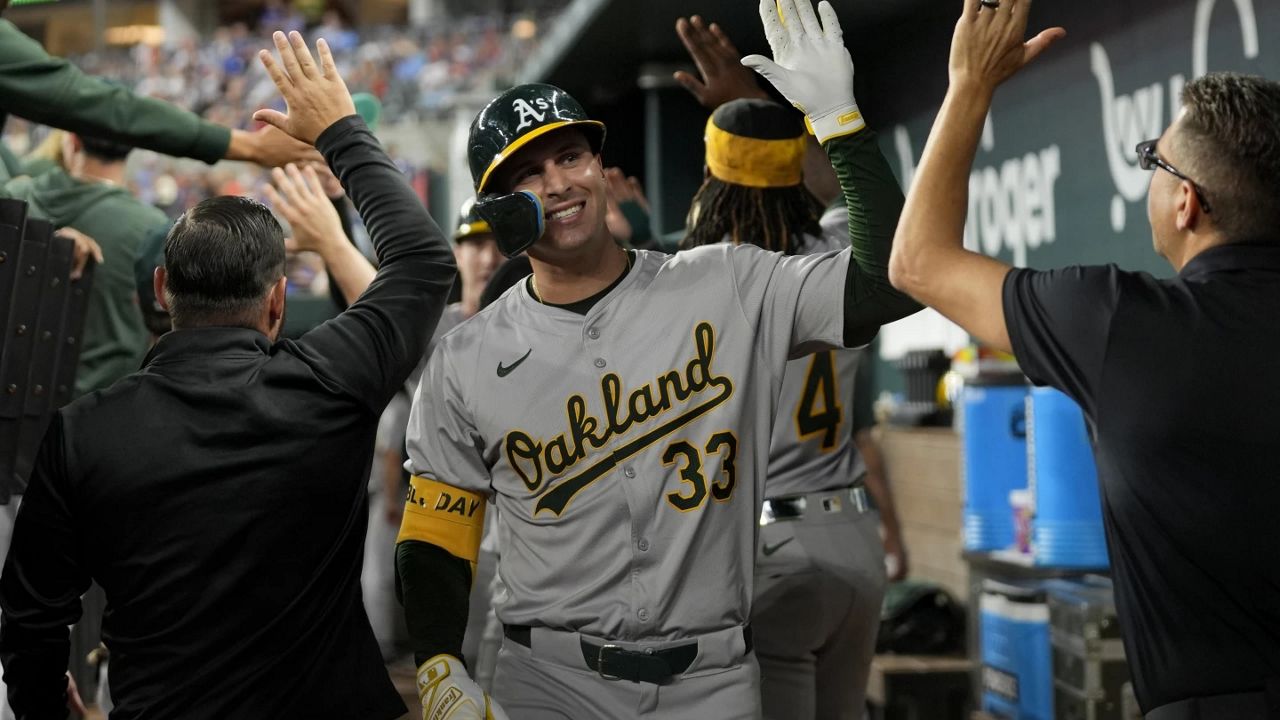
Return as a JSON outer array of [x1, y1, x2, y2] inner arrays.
[[0, 141, 21, 182], [0, 19, 229, 164], [4, 169, 168, 395]]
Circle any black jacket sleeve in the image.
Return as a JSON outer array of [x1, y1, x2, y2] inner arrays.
[[285, 116, 456, 413], [0, 414, 91, 718], [825, 130, 923, 347]]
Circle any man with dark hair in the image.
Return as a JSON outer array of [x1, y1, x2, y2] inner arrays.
[[3, 131, 167, 397], [0, 32, 456, 719], [888, 2, 1280, 716], [159, 196, 289, 330], [1164, 74, 1280, 248], [680, 102, 828, 255]]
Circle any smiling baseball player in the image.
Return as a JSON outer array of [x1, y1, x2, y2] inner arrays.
[[393, 2, 918, 718]]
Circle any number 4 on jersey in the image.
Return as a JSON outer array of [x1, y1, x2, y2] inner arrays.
[[795, 351, 843, 451]]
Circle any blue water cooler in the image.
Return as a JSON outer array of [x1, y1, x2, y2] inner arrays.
[[1028, 387, 1109, 568], [980, 581, 1053, 720], [962, 382, 1029, 551]]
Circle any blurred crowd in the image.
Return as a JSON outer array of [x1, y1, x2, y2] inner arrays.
[[0, 3, 557, 290]]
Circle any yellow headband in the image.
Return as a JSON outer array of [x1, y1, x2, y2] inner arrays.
[[704, 117, 806, 189]]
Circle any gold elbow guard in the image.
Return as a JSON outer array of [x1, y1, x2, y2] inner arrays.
[[397, 474, 487, 564]]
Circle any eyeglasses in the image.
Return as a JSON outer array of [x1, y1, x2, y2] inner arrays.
[[1135, 139, 1212, 213]]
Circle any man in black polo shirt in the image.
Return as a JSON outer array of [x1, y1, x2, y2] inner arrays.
[[887, 3, 1280, 719], [0, 32, 456, 719]]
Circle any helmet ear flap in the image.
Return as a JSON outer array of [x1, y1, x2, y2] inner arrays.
[[474, 190, 545, 258]]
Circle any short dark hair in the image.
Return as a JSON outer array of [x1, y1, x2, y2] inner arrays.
[[163, 196, 286, 328], [79, 134, 134, 163], [1178, 73, 1280, 244]]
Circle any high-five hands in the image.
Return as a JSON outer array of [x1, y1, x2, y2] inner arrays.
[[264, 164, 346, 254], [742, 0, 862, 144], [673, 15, 768, 109], [253, 31, 358, 146], [948, 0, 1065, 93]]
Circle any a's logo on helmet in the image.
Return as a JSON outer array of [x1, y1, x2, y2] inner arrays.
[[513, 98, 551, 132]]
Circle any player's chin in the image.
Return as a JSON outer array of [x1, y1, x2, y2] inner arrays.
[[543, 211, 601, 250]]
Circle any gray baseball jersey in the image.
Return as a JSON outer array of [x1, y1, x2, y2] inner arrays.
[[765, 231, 866, 498], [404, 243, 852, 641]]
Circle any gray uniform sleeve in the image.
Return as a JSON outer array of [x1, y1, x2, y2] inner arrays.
[[729, 243, 851, 372], [404, 340, 491, 496]]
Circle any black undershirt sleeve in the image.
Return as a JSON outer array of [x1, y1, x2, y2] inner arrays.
[[395, 540, 473, 667]]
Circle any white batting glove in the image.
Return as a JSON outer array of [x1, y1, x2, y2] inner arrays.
[[416, 654, 508, 720], [741, 0, 865, 143]]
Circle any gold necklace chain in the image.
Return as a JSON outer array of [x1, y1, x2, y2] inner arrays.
[[530, 250, 633, 305]]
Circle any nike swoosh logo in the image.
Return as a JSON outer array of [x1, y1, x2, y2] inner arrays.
[[497, 349, 532, 378], [761, 538, 794, 556]]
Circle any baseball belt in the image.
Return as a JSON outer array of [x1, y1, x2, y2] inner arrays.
[[760, 484, 871, 526], [503, 624, 753, 684]]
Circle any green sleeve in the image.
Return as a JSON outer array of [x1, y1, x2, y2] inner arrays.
[[825, 129, 922, 347], [0, 20, 230, 164], [0, 142, 22, 182]]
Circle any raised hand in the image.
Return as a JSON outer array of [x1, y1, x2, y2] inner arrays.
[[949, 0, 1064, 93], [265, 162, 375, 304], [741, 0, 862, 143], [673, 16, 768, 109], [253, 31, 358, 146], [263, 163, 346, 254]]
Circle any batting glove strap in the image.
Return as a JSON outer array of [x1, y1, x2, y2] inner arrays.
[[805, 103, 866, 143], [416, 654, 508, 720]]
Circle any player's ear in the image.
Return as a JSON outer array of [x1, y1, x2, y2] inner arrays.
[[153, 267, 170, 312]]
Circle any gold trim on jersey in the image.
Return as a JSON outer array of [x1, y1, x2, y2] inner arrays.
[[502, 322, 735, 516], [397, 474, 487, 566]]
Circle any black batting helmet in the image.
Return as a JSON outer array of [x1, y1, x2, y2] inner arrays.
[[467, 83, 606, 194]]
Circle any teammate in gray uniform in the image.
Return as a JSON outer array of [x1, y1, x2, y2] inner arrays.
[[395, 2, 918, 718], [673, 11, 910, 587], [682, 98, 890, 720]]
